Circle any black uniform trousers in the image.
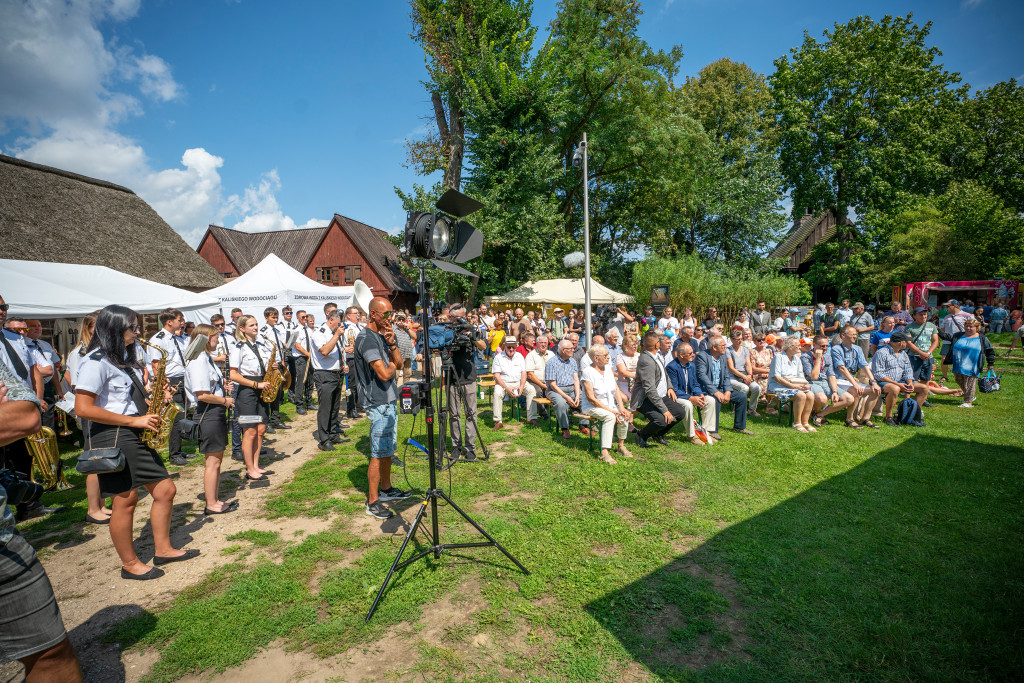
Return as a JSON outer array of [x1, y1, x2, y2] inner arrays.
[[292, 357, 315, 408], [345, 370, 359, 416], [286, 356, 298, 395], [637, 396, 688, 440], [313, 369, 342, 443], [231, 383, 242, 456], [167, 376, 187, 457]]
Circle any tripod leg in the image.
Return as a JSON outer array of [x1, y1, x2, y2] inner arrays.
[[436, 490, 529, 575], [365, 498, 431, 622]]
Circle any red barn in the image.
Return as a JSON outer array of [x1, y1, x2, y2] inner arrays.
[[196, 214, 417, 310]]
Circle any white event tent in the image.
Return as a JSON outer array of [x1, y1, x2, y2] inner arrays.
[[200, 253, 354, 321], [484, 278, 633, 306], [0, 258, 221, 318]]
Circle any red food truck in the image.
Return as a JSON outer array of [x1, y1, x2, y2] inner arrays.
[[895, 280, 1020, 310]]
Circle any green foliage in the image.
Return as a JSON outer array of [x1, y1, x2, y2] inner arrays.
[[631, 253, 810, 321], [947, 79, 1024, 213], [771, 14, 966, 220]]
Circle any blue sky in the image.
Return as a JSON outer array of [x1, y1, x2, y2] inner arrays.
[[1, 0, 1020, 247]]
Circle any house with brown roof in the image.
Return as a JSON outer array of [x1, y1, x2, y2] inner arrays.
[[0, 154, 223, 291], [196, 215, 417, 310], [769, 208, 855, 274]]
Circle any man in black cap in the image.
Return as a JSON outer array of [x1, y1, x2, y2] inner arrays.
[[869, 331, 929, 425]]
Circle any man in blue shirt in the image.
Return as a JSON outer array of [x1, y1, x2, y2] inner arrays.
[[802, 334, 855, 426], [665, 343, 711, 445], [831, 324, 883, 428], [871, 331, 929, 425]]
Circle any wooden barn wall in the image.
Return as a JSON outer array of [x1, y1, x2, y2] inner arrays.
[[198, 234, 237, 278], [304, 222, 389, 294]]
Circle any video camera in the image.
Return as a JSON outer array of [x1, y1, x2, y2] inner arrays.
[[0, 468, 45, 507]]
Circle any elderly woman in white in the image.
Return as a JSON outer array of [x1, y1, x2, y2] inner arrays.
[[768, 337, 817, 433], [581, 345, 633, 464]]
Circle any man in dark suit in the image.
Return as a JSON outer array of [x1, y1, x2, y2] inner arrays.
[[666, 343, 711, 445], [629, 331, 686, 448], [695, 336, 753, 441]]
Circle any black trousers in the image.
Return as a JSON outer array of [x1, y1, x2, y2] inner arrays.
[[286, 356, 298, 394], [314, 369, 342, 443], [292, 357, 315, 408], [637, 396, 687, 440], [168, 376, 186, 457], [345, 371, 359, 415], [230, 383, 242, 456]]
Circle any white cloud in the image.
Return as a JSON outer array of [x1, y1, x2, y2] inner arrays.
[[1, 0, 321, 248]]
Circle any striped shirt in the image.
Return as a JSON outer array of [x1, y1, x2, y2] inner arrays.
[[544, 354, 579, 387], [870, 345, 913, 383]]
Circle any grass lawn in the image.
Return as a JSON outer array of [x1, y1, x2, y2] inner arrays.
[[21, 349, 1024, 681]]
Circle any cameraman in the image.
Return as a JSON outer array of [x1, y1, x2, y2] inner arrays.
[[0, 365, 83, 681], [596, 305, 634, 340], [446, 304, 486, 461]]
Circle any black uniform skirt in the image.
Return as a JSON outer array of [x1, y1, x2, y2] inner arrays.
[[236, 376, 269, 426], [87, 422, 169, 497], [195, 404, 228, 453]]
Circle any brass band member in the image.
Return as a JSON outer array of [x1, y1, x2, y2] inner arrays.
[[259, 307, 290, 432], [75, 305, 198, 580], [146, 308, 189, 466], [184, 324, 237, 514], [310, 310, 349, 451], [229, 315, 273, 481]]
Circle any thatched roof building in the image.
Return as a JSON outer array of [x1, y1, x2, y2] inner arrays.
[[0, 154, 223, 290]]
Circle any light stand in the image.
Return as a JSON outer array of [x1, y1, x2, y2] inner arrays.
[[365, 264, 529, 622], [574, 133, 593, 349]]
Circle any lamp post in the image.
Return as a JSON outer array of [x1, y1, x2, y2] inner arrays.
[[573, 133, 592, 349]]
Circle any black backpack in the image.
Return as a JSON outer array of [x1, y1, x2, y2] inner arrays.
[[897, 398, 924, 426]]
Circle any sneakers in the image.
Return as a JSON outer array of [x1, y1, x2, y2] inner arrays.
[[378, 487, 411, 501], [884, 417, 899, 426], [958, 403, 974, 408], [922, 400, 935, 408], [170, 455, 189, 466], [366, 501, 393, 519]]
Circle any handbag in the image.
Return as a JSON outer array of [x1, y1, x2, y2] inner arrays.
[[76, 425, 126, 475], [979, 369, 1001, 393]]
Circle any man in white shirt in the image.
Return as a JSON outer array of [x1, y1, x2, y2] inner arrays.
[[491, 336, 534, 429], [148, 308, 190, 465], [579, 334, 605, 370], [281, 306, 302, 402], [309, 311, 350, 450], [342, 306, 363, 419], [25, 319, 64, 430], [524, 334, 555, 425], [259, 307, 290, 431]]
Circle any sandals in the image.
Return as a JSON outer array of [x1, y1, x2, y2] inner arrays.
[[794, 424, 809, 433], [617, 448, 634, 459], [599, 453, 617, 465], [805, 424, 818, 433], [810, 414, 824, 427], [860, 420, 880, 429], [845, 419, 864, 429]]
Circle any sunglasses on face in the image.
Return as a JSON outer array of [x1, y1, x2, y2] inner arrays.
[[12, 328, 28, 334], [215, 322, 225, 327], [0, 304, 8, 312], [130, 325, 141, 333]]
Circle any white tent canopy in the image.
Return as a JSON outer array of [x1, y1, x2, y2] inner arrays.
[[484, 278, 633, 305], [0, 258, 221, 318], [201, 253, 354, 321]]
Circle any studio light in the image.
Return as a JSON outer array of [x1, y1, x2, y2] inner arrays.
[[403, 188, 484, 276]]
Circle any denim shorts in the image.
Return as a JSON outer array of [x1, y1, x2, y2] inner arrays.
[[808, 379, 831, 397], [0, 533, 67, 663], [367, 402, 399, 459]]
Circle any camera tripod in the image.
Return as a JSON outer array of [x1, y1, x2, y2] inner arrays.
[[365, 266, 528, 622]]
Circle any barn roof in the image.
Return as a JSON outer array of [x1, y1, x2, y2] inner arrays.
[[0, 154, 223, 290], [331, 214, 416, 293]]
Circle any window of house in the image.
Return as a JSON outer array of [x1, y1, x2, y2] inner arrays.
[[316, 266, 339, 284], [342, 265, 362, 284]]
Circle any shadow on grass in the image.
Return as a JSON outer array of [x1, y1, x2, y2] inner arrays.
[[586, 434, 1024, 680]]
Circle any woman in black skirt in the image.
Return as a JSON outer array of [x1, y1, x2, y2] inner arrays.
[[74, 305, 198, 580], [228, 315, 273, 480], [185, 324, 237, 514]]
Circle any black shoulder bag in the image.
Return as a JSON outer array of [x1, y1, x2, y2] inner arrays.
[[75, 362, 141, 474]]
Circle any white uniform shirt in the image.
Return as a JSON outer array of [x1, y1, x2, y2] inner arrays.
[[185, 352, 225, 405], [310, 324, 345, 371], [343, 321, 361, 353], [580, 365, 618, 413], [27, 338, 58, 369], [492, 351, 526, 385], [76, 350, 144, 416], [147, 330, 186, 378], [295, 324, 316, 359], [0, 328, 36, 391], [281, 319, 303, 357], [229, 338, 273, 377], [260, 322, 288, 359], [66, 343, 87, 387], [213, 332, 233, 363]]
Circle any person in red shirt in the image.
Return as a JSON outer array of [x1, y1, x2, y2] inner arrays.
[[516, 332, 535, 358]]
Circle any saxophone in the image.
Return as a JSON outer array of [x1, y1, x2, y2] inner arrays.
[[138, 340, 181, 450], [261, 345, 284, 402], [26, 426, 73, 491]]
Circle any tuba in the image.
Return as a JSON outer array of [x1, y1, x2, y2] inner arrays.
[[260, 345, 284, 402], [353, 279, 391, 336], [138, 340, 181, 450], [27, 426, 73, 491]]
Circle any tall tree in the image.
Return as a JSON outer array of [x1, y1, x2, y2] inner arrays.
[[946, 79, 1024, 213], [677, 58, 788, 265], [770, 14, 967, 222]]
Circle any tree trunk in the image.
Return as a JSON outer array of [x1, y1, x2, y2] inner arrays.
[[445, 102, 464, 191]]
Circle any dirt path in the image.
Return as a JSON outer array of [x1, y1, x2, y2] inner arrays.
[[2, 411, 348, 683]]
